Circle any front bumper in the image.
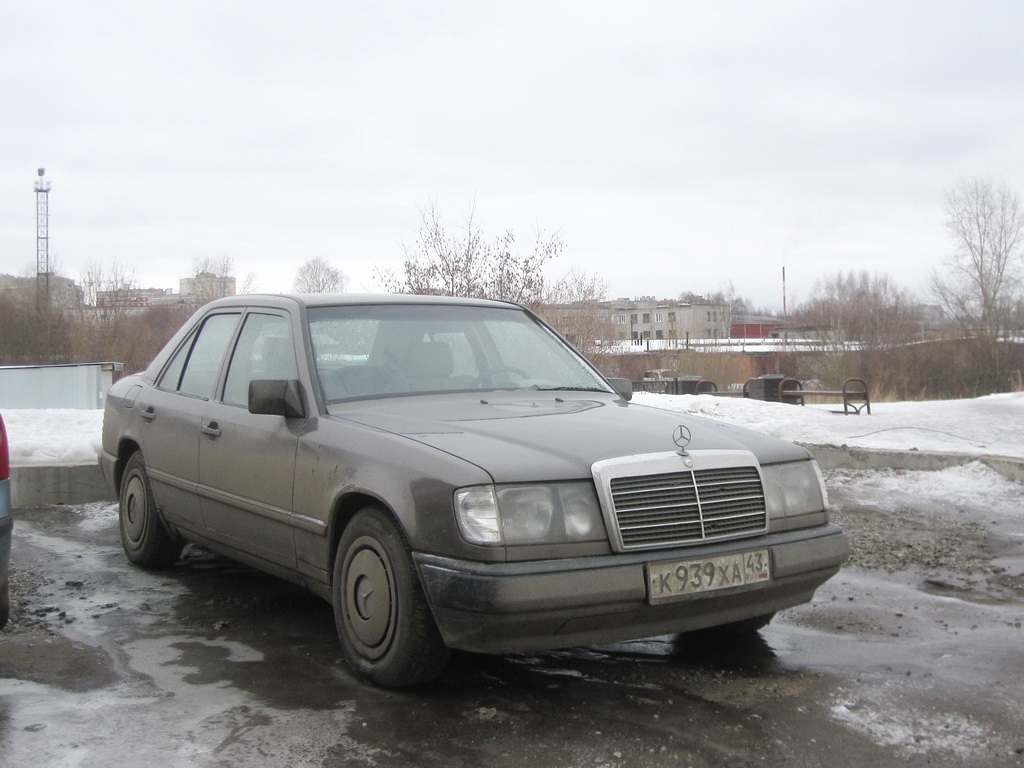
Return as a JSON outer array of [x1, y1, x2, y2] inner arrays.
[[415, 523, 849, 653]]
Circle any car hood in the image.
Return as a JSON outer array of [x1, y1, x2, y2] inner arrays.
[[328, 391, 810, 483]]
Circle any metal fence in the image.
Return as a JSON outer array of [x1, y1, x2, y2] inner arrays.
[[0, 362, 124, 409]]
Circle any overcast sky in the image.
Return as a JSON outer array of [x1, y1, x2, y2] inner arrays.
[[2, 1, 1022, 311]]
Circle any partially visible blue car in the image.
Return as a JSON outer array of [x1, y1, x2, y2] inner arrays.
[[0, 413, 11, 629]]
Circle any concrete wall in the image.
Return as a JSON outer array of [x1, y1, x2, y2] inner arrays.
[[10, 464, 113, 508]]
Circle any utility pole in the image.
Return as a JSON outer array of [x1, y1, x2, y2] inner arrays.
[[782, 265, 787, 319], [35, 168, 52, 311]]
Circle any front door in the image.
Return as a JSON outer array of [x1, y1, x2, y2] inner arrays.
[[198, 311, 300, 570]]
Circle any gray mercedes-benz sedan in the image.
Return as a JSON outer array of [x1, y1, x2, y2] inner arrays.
[[101, 294, 848, 687]]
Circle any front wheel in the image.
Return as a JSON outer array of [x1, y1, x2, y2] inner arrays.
[[119, 452, 184, 568], [333, 506, 449, 687]]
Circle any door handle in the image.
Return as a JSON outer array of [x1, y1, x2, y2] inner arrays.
[[140, 407, 156, 422], [200, 421, 222, 438]]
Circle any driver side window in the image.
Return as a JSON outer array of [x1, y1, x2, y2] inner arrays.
[[222, 313, 296, 407]]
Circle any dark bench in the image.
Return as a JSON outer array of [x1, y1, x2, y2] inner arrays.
[[671, 375, 871, 414], [779, 377, 871, 415], [630, 375, 870, 414], [632, 376, 719, 395]]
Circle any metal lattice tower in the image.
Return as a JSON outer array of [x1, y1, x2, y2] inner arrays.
[[35, 167, 52, 307]]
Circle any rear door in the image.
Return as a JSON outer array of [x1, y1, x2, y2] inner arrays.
[[137, 311, 241, 535]]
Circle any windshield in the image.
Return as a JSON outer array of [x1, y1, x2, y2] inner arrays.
[[308, 303, 610, 402]]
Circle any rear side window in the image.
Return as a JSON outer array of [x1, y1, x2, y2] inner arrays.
[[159, 313, 241, 398]]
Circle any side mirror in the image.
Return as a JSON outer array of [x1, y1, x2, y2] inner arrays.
[[248, 379, 306, 418], [606, 377, 633, 401]]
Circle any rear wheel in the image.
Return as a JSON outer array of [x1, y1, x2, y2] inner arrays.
[[119, 452, 184, 568], [333, 506, 449, 687]]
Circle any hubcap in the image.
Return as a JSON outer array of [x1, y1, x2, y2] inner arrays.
[[346, 542, 395, 656], [122, 474, 146, 543]]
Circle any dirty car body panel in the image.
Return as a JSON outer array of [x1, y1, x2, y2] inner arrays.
[[101, 294, 849, 686]]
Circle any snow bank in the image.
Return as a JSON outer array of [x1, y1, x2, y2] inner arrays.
[[3, 409, 104, 467], [632, 391, 1024, 459]]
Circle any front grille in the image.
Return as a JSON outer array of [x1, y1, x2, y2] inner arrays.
[[609, 466, 766, 550]]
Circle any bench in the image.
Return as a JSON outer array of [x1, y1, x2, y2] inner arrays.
[[631, 375, 870, 414], [632, 377, 718, 395], [779, 377, 871, 415]]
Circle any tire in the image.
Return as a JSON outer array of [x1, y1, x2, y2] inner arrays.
[[333, 506, 450, 687], [118, 452, 184, 569]]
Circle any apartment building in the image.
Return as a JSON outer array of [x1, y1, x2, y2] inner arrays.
[[603, 297, 730, 342]]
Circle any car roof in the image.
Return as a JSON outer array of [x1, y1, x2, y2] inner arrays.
[[201, 293, 523, 311]]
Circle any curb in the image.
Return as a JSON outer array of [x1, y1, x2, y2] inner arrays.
[[802, 444, 1024, 483]]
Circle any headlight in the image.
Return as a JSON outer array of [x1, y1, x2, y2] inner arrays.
[[761, 460, 829, 521], [454, 482, 606, 546], [453, 486, 502, 544]]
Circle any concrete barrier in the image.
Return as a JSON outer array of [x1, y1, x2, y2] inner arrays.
[[979, 455, 1024, 483], [10, 463, 113, 508], [803, 445, 977, 473], [803, 444, 1024, 482]]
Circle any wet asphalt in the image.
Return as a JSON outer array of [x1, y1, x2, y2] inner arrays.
[[1, 485, 1022, 768]]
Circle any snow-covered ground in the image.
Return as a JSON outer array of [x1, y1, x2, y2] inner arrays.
[[4, 408, 105, 467], [4, 391, 1023, 467], [633, 390, 1024, 459]]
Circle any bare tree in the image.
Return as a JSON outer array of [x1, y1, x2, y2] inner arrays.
[[0, 276, 73, 364], [701, 282, 774, 317], [294, 257, 348, 293], [185, 256, 237, 302], [192, 255, 234, 278], [0, 287, 44, 364], [792, 270, 919, 393], [80, 260, 137, 315], [537, 267, 610, 362], [378, 200, 564, 305], [238, 273, 260, 295], [933, 177, 1024, 389], [800, 270, 917, 351]]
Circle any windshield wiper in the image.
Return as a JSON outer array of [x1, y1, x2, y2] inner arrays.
[[530, 385, 610, 392]]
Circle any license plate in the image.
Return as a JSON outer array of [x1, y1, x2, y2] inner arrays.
[[646, 549, 770, 603]]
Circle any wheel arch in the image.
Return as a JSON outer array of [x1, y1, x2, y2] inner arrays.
[[327, 491, 405, 578], [113, 438, 143, 495]]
